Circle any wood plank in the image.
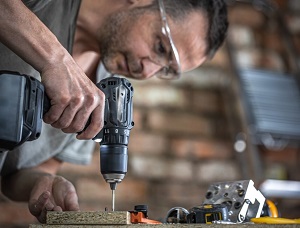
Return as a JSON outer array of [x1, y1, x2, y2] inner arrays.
[[46, 211, 131, 225]]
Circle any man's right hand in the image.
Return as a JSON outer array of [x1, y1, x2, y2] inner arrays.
[[41, 54, 105, 139], [0, 0, 104, 139]]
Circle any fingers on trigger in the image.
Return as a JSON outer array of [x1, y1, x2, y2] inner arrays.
[[44, 104, 65, 125], [77, 108, 103, 139]]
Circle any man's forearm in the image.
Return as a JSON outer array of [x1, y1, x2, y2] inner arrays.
[[0, 0, 69, 73], [1, 158, 62, 201]]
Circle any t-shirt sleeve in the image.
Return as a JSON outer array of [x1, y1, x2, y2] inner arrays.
[[1, 123, 95, 176]]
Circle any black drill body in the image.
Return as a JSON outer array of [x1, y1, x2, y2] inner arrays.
[[0, 72, 134, 191], [94, 77, 134, 190]]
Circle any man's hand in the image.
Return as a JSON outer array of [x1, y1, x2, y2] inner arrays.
[[41, 55, 105, 140], [0, 0, 104, 140], [1, 158, 80, 224], [28, 175, 79, 223]]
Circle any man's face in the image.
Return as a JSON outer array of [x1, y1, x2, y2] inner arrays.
[[97, 6, 208, 80]]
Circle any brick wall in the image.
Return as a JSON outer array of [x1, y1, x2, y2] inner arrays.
[[1, 0, 300, 227]]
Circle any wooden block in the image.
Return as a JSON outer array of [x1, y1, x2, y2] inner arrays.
[[46, 211, 131, 225]]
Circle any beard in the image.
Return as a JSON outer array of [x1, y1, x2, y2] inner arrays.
[[97, 11, 126, 71], [97, 7, 154, 77], [98, 10, 138, 74]]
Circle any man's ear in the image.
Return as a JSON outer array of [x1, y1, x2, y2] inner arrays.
[[185, 55, 209, 72]]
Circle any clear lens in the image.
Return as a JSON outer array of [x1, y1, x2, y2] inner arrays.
[[157, 0, 181, 80], [155, 66, 180, 80]]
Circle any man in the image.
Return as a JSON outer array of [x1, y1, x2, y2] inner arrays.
[[0, 0, 228, 223]]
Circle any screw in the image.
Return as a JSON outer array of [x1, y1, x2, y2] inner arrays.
[[234, 202, 241, 209], [238, 189, 245, 197]]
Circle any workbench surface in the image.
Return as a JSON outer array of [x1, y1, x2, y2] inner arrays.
[[29, 224, 300, 228]]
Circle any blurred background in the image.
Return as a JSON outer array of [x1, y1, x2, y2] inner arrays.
[[0, 0, 299, 227]]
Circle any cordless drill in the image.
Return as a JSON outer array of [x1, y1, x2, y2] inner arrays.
[[0, 71, 134, 210], [92, 76, 134, 211]]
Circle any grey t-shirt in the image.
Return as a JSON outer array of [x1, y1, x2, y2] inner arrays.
[[0, 0, 96, 176]]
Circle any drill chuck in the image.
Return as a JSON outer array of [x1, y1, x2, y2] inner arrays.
[[100, 144, 127, 185]]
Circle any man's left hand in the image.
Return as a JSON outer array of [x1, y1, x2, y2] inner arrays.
[[28, 175, 79, 223]]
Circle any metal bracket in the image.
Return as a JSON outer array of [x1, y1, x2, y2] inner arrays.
[[203, 180, 265, 223]]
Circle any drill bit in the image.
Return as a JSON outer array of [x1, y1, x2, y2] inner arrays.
[[112, 189, 115, 211], [110, 183, 117, 211]]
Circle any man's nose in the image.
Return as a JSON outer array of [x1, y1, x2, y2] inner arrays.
[[140, 57, 163, 79]]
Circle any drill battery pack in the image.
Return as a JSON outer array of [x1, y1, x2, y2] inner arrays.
[[0, 71, 45, 151]]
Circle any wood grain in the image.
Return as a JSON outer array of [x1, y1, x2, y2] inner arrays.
[[46, 211, 131, 225]]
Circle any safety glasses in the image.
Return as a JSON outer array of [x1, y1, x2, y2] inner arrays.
[[155, 0, 181, 80]]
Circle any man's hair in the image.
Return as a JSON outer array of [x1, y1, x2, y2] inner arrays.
[[143, 0, 228, 58], [164, 0, 228, 58]]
